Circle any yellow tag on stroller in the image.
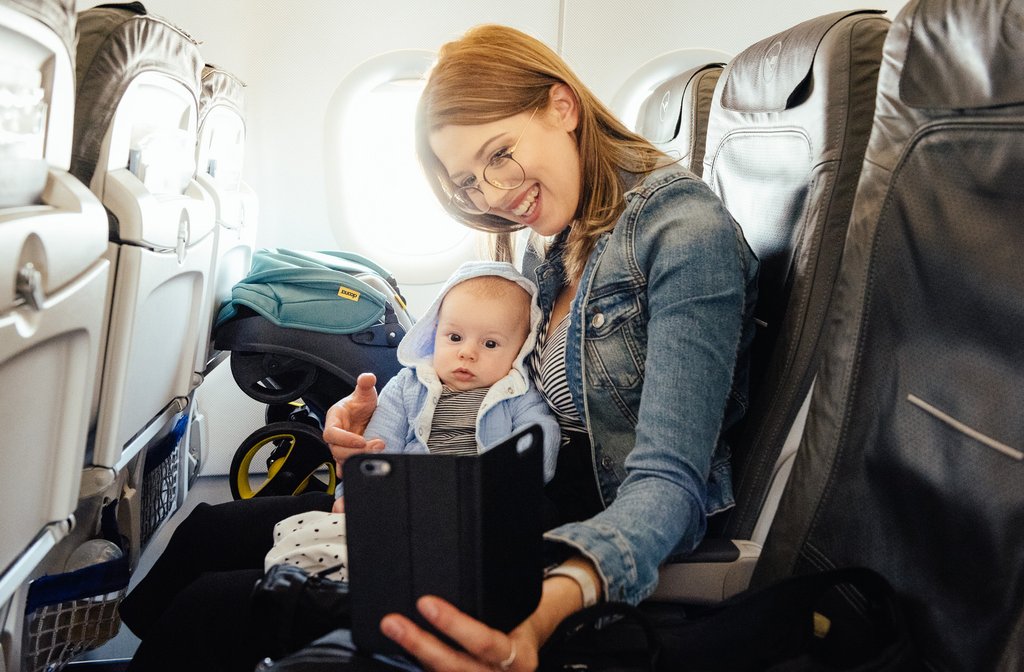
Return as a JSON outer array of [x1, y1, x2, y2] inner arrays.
[[337, 286, 361, 301]]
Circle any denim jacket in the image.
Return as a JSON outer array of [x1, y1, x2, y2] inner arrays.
[[524, 167, 758, 604]]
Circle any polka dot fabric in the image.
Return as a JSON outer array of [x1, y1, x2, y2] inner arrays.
[[265, 511, 348, 582]]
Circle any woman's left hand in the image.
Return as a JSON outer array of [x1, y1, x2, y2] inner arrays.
[[381, 596, 541, 672]]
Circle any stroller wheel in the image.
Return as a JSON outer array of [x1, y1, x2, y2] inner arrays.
[[229, 421, 337, 499], [231, 351, 318, 404]]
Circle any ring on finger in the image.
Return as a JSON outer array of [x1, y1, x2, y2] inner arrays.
[[497, 641, 517, 671]]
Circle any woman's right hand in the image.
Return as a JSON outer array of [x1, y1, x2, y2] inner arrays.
[[380, 557, 600, 671], [323, 372, 385, 476]]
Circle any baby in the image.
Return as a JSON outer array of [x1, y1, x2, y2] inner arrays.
[[265, 261, 560, 581]]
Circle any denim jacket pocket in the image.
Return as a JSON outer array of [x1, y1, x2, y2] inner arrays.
[[583, 291, 645, 390]]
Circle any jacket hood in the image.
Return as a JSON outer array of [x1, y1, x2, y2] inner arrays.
[[398, 261, 542, 390]]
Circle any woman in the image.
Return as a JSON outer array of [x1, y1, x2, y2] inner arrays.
[[324, 23, 758, 672]]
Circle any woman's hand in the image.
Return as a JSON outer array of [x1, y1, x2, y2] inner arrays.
[[322, 372, 385, 476], [379, 565, 595, 671], [380, 596, 542, 672]]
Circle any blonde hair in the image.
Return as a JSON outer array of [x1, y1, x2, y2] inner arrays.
[[416, 24, 669, 281]]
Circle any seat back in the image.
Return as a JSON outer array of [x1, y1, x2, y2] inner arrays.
[[74, 2, 214, 475], [635, 63, 723, 177], [194, 64, 257, 375], [0, 0, 109, 608], [754, 1, 1024, 669], [0, 3, 116, 669], [701, 10, 889, 541]]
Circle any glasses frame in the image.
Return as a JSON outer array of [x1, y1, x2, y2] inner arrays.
[[449, 107, 539, 215]]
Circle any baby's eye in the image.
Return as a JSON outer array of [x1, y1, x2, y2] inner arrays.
[[447, 333, 462, 343], [484, 340, 498, 349]]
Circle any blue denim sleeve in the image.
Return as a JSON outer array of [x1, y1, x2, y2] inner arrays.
[[545, 178, 750, 604]]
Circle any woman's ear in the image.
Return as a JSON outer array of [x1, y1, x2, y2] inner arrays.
[[548, 83, 579, 132]]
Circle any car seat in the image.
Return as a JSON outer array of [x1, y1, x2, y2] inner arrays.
[[214, 248, 413, 499]]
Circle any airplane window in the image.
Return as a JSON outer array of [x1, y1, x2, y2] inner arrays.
[[340, 78, 466, 256], [327, 51, 478, 302]]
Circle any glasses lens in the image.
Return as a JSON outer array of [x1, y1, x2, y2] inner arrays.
[[451, 186, 488, 214], [483, 155, 525, 190]]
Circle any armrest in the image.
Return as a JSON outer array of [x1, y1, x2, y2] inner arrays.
[[648, 539, 761, 604]]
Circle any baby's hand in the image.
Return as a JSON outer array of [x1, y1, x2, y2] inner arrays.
[[332, 496, 345, 514], [324, 373, 384, 476]]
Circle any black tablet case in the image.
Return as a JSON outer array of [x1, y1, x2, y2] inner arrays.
[[345, 424, 545, 655]]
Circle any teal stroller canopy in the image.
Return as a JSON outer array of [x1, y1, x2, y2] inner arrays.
[[215, 248, 410, 335]]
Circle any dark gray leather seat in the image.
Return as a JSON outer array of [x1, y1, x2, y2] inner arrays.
[[754, 1, 1024, 669], [702, 9, 889, 542], [652, 10, 890, 603], [635, 63, 723, 178]]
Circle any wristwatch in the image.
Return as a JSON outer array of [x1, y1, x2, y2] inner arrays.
[[545, 563, 599, 608]]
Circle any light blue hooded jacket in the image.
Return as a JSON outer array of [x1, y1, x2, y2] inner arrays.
[[363, 261, 561, 482]]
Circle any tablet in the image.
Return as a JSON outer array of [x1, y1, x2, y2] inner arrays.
[[345, 424, 545, 655]]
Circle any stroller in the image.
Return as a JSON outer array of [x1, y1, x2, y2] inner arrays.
[[213, 248, 414, 499]]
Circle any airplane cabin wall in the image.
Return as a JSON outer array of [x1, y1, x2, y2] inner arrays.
[[76, 0, 909, 304]]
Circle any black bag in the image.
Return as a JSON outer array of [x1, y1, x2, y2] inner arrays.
[[540, 567, 922, 672], [251, 563, 352, 659], [253, 628, 420, 672]]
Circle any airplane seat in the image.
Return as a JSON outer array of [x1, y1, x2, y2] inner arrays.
[[194, 64, 257, 375], [0, 0, 113, 667], [634, 62, 723, 178], [753, 0, 1024, 668], [71, 2, 214, 561], [649, 9, 889, 604], [189, 64, 257, 483]]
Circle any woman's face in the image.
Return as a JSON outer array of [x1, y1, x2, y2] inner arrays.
[[429, 89, 581, 237]]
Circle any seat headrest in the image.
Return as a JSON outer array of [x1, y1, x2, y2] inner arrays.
[[721, 9, 885, 112], [638, 63, 723, 143], [71, 3, 202, 186], [200, 65, 247, 125], [1, 0, 76, 61], [900, 0, 1024, 109]]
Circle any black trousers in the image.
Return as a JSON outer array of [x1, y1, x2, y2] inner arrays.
[[119, 492, 335, 672]]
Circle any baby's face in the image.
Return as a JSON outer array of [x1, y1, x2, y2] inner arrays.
[[432, 283, 529, 391]]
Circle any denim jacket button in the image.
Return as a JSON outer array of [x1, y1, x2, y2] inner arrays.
[[600, 455, 614, 471], [591, 312, 605, 328]]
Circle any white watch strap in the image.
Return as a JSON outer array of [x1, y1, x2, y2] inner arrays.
[[545, 563, 599, 608]]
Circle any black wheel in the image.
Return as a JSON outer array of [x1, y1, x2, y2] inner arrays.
[[230, 351, 318, 404], [229, 421, 336, 499]]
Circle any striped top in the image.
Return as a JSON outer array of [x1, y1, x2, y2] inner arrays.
[[532, 313, 587, 436], [426, 386, 488, 456]]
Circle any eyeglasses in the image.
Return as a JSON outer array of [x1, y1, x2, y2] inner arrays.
[[448, 108, 538, 215]]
